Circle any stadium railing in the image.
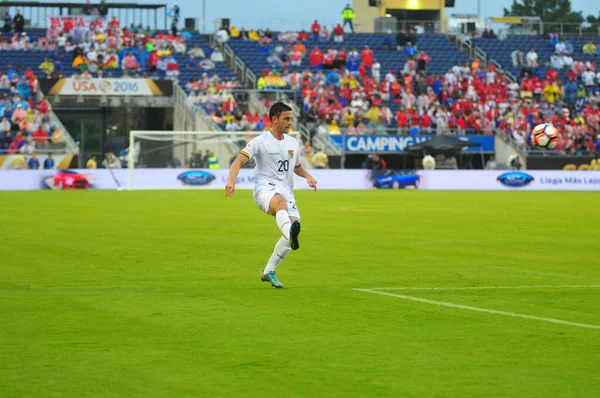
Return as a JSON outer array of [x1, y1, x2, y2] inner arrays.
[[487, 21, 600, 36], [0, 2, 169, 31]]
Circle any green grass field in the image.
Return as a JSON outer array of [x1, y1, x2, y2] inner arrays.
[[1, 190, 599, 397]]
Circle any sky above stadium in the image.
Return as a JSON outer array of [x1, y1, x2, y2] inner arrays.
[[173, 0, 599, 31], [33, 0, 599, 32]]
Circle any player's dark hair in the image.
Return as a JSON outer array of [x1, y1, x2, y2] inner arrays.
[[269, 102, 292, 122]]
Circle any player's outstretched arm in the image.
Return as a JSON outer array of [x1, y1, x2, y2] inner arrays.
[[294, 164, 317, 191], [225, 153, 249, 197]]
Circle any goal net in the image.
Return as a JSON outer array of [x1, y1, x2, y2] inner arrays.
[[127, 130, 302, 190]]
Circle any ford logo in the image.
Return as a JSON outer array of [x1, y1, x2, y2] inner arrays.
[[497, 172, 534, 187], [177, 171, 216, 186]]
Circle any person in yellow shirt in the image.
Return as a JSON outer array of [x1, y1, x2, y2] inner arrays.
[[248, 29, 259, 41], [24, 108, 35, 124], [223, 112, 235, 125], [348, 76, 358, 89], [312, 148, 329, 169], [257, 75, 266, 90], [543, 82, 559, 104], [590, 156, 600, 170], [39, 58, 55, 76], [230, 25, 240, 37], [51, 129, 65, 143], [86, 155, 97, 169], [273, 73, 287, 87], [156, 49, 172, 57], [206, 83, 217, 94], [264, 72, 275, 88], [342, 109, 355, 127], [11, 153, 27, 169], [582, 40, 596, 54], [365, 104, 381, 124], [329, 120, 341, 134]]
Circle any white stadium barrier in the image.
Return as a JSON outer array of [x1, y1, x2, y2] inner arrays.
[[0, 169, 599, 191]]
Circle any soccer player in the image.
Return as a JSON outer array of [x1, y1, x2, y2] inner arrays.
[[225, 102, 317, 288]]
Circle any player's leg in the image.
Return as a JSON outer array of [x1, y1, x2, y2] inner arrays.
[[261, 200, 301, 288], [287, 195, 301, 250], [261, 236, 291, 288], [269, 194, 301, 250], [269, 194, 298, 242], [288, 215, 301, 251], [262, 217, 300, 274]]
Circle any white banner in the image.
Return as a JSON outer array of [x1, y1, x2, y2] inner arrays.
[[419, 170, 600, 190], [0, 169, 374, 191], [47, 79, 165, 96], [47, 16, 107, 31], [1, 169, 599, 191]]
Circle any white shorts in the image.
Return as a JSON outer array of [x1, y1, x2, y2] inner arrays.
[[253, 189, 300, 219]]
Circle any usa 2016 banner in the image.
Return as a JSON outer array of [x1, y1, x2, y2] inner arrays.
[[40, 78, 173, 97]]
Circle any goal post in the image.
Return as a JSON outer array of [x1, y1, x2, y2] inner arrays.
[[128, 130, 302, 190]]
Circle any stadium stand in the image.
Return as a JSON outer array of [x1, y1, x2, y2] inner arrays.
[[476, 34, 600, 83], [228, 30, 476, 134], [473, 34, 600, 153], [220, 27, 599, 154], [1, 13, 597, 159], [0, 19, 243, 165]]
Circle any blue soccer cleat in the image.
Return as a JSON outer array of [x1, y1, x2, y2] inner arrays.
[[261, 271, 284, 288]]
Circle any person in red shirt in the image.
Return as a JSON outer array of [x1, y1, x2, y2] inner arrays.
[[36, 98, 49, 115], [297, 30, 309, 41], [340, 84, 352, 102], [358, 63, 366, 79], [396, 110, 408, 133], [301, 85, 316, 102], [246, 111, 260, 126], [567, 69, 577, 80], [311, 20, 321, 42], [421, 113, 432, 131], [63, 19, 74, 34], [545, 67, 558, 82], [333, 24, 344, 42], [390, 80, 401, 101], [520, 77, 533, 93], [456, 115, 467, 131], [109, 16, 120, 29], [309, 47, 323, 68], [360, 45, 373, 68], [148, 49, 160, 72], [322, 51, 334, 68], [466, 112, 478, 129], [32, 126, 49, 144], [379, 80, 389, 101], [409, 108, 421, 127]]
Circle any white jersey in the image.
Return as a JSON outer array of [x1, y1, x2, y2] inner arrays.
[[241, 131, 301, 196]]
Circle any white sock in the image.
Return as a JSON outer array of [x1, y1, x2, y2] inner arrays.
[[263, 237, 291, 274], [275, 210, 291, 240]]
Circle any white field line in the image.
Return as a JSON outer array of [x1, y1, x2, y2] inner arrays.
[[354, 288, 600, 330], [363, 285, 600, 292]]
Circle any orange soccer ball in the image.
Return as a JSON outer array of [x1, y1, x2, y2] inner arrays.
[[530, 124, 559, 150]]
